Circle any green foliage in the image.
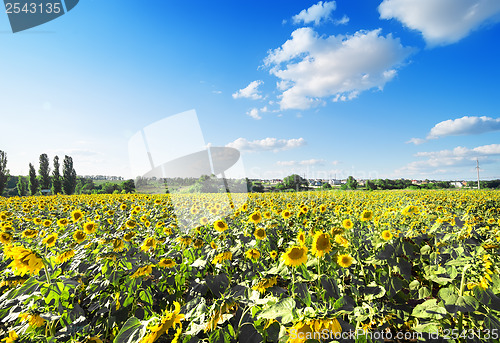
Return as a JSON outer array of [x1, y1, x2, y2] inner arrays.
[[346, 175, 357, 190], [283, 174, 308, 191], [16, 175, 27, 196], [38, 153, 51, 190], [122, 179, 136, 193], [62, 155, 77, 195], [0, 150, 9, 196], [52, 156, 63, 195], [28, 163, 39, 195]]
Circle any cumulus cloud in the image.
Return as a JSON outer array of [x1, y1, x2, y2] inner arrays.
[[232, 80, 264, 100], [407, 116, 500, 144], [247, 108, 262, 120], [276, 159, 326, 166], [396, 143, 500, 176], [292, 1, 337, 26], [226, 137, 306, 152], [406, 137, 427, 145], [427, 115, 500, 138], [264, 28, 413, 110], [379, 0, 500, 46]]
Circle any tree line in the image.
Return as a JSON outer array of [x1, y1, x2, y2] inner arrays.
[[0, 150, 77, 196]]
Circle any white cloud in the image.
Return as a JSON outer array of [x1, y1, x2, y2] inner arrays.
[[264, 28, 413, 110], [246, 108, 262, 120], [406, 137, 427, 145], [245, 106, 271, 120], [428, 115, 500, 138], [334, 15, 350, 25], [226, 137, 306, 152], [379, 0, 500, 46], [407, 115, 500, 144], [277, 158, 326, 166], [232, 80, 264, 100], [292, 1, 337, 26], [396, 143, 500, 176]]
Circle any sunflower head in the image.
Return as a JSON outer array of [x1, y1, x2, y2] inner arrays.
[[213, 220, 228, 233], [282, 245, 308, 267], [381, 230, 393, 241], [337, 254, 353, 268], [342, 219, 353, 230], [311, 232, 331, 257], [254, 228, 266, 240]]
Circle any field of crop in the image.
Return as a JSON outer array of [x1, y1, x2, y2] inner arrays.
[[0, 190, 499, 343]]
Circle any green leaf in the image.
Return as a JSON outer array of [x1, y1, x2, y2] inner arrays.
[[473, 287, 500, 311], [294, 283, 311, 307], [411, 299, 447, 319], [258, 298, 296, 324], [113, 316, 147, 343], [438, 288, 478, 313]]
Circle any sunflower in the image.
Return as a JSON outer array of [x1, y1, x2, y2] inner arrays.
[[42, 233, 58, 247], [22, 229, 38, 239], [311, 232, 331, 257], [142, 301, 185, 341], [163, 226, 173, 235], [342, 219, 353, 230], [2, 330, 18, 343], [282, 245, 308, 267], [131, 265, 153, 279], [42, 219, 52, 227], [246, 249, 261, 260], [282, 210, 292, 220], [123, 232, 136, 242], [249, 211, 262, 224], [125, 219, 137, 229], [263, 211, 272, 219], [18, 313, 46, 327], [213, 220, 228, 233], [158, 258, 176, 268], [334, 234, 349, 248], [0, 232, 13, 245], [5, 246, 44, 276], [71, 210, 84, 222], [55, 250, 75, 264], [337, 254, 353, 268], [296, 231, 306, 245], [254, 227, 266, 240], [288, 318, 341, 343], [57, 218, 69, 226], [270, 250, 278, 259], [112, 239, 125, 252], [360, 210, 373, 222], [193, 239, 204, 249], [381, 230, 393, 241], [252, 276, 277, 293], [83, 221, 97, 234], [141, 237, 157, 252], [73, 230, 86, 243]]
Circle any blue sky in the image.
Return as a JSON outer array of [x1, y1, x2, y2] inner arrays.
[[1, 0, 500, 181]]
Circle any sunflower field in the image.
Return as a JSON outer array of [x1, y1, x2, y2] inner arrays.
[[0, 189, 499, 343]]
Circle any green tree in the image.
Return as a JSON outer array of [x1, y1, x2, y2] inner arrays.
[[366, 180, 376, 190], [16, 176, 27, 196], [122, 179, 136, 193], [321, 182, 332, 189], [28, 163, 39, 195], [346, 176, 358, 190], [283, 174, 308, 191], [0, 150, 9, 196], [38, 153, 51, 191], [52, 156, 62, 194], [62, 155, 77, 195]]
